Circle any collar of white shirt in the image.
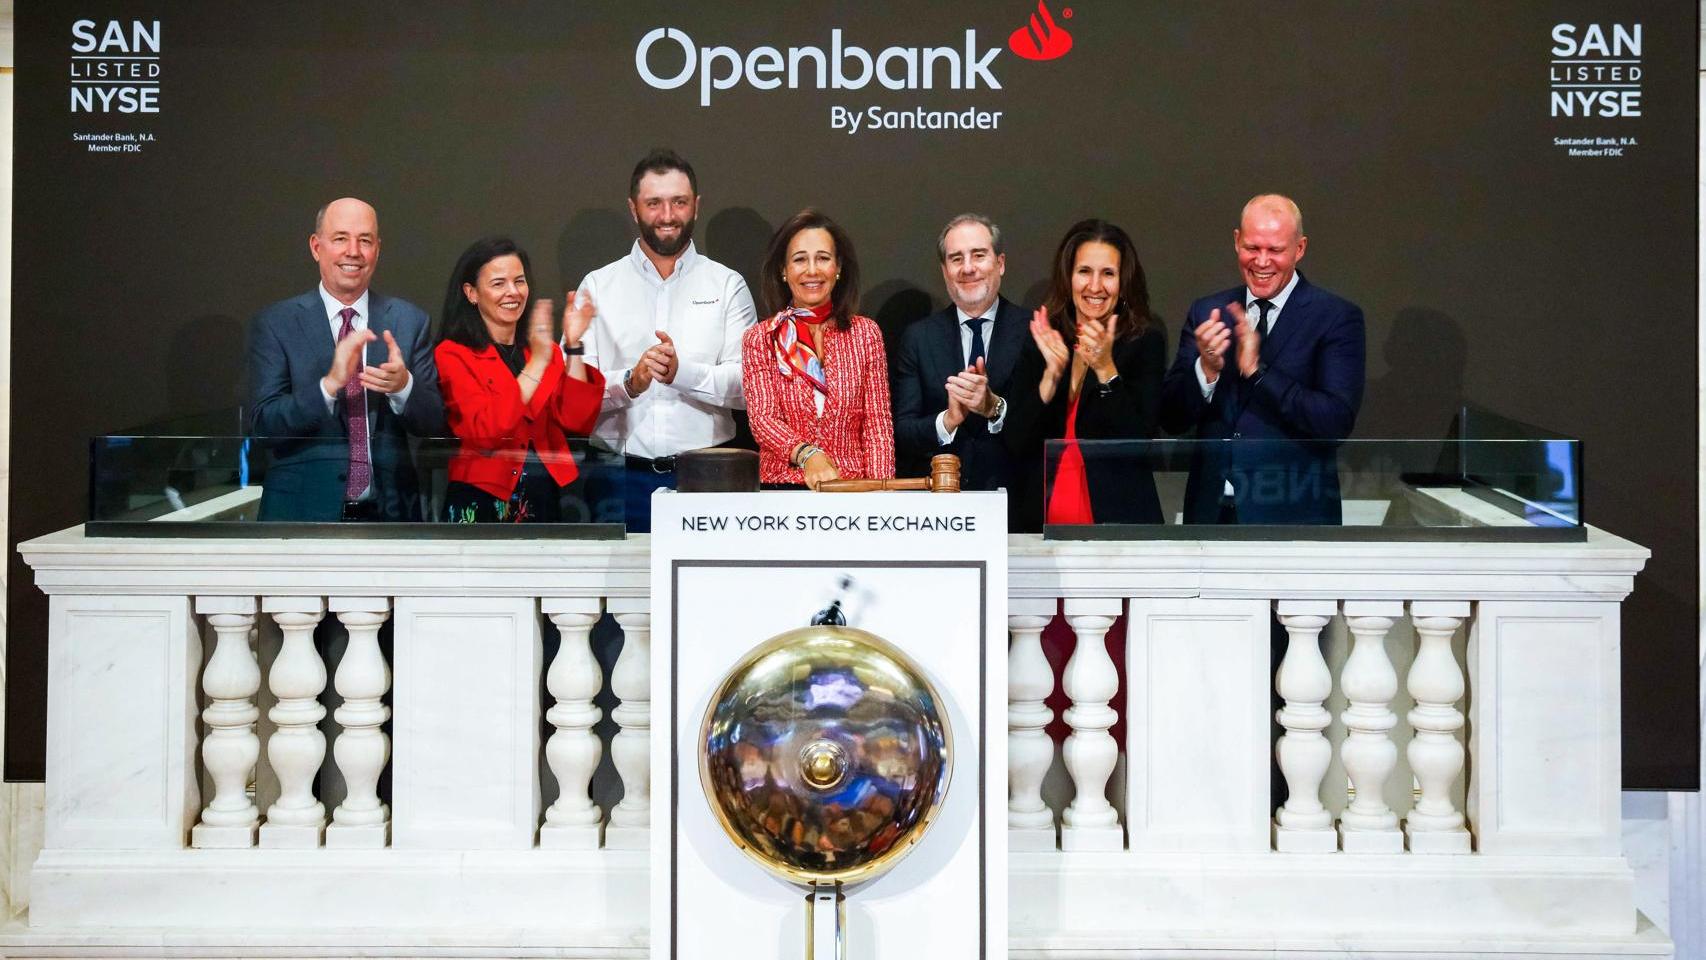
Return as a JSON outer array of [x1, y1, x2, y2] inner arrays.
[[318, 284, 372, 332], [954, 304, 996, 325], [1244, 270, 1300, 331], [627, 239, 700, 283]]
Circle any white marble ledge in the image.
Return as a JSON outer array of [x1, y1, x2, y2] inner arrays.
[[17, 525, 1648, 603], [18, 526, 653, 597], [0, 919, 1669, 960], [1007, 913, 1673, 960], [1007, 526, 1649, 601], [0, 923, 648, 959]]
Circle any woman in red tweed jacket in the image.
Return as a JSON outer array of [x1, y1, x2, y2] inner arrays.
[[741, 209, 895, 489], [434, 237, 604, 523]]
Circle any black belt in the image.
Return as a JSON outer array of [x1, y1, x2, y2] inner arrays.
[[625, 454, 677, 474]]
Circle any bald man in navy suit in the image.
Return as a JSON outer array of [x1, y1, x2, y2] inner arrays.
[[248, 198, 444, 522], [1160, 195, 1365, 525]]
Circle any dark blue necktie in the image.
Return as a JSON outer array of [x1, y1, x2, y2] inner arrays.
[[1254, 298, 1274, 338], [965, 317, 986, 368]]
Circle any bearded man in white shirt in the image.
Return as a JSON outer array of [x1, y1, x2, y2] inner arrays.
[[577, 149, 757, 531]]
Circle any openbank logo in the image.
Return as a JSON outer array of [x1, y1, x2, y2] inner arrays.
[[634, 2, 1077, 133]]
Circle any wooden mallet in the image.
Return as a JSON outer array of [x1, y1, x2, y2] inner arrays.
[[817, 454, 961, 493]]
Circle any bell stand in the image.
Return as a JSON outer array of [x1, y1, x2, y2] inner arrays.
[[805, 882, 846, 960]]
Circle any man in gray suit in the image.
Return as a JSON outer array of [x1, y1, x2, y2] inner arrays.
[[247, 198, 444, 521]]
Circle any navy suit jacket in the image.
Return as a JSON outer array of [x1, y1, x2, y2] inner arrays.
[[247, 289, 445, 521], [891, 297, 1036, 529], [1158, 274, 1365, 525]]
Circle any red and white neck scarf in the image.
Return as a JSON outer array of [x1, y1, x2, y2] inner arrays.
[[771, 302, 832, 396]]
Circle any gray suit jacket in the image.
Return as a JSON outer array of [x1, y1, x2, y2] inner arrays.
[[247, 289, 445, 521]]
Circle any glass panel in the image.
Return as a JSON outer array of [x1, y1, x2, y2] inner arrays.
[[1454, 404, 1582, 527], [89, 436, 629, 537], [1040, 436, 1582, 541]]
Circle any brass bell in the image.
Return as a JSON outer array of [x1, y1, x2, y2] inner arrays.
[[698, 624, 953, 957]]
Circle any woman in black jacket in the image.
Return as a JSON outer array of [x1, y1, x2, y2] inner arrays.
[[1007, 218, 1165, 528]]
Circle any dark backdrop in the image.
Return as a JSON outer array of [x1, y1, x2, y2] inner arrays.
[[10, 1, 1698, 786]]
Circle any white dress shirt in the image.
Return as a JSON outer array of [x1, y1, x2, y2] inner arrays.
[[313, 284, 413, 500], [1195, 270, 1300, 496], [579, 241, 757, 459], [933, 305, 1010, 445]]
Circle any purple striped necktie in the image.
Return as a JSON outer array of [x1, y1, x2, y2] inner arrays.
[[337, 307, 371, 500]]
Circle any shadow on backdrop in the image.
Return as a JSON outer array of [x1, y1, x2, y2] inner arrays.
[[1360, 307, 1468, 440], [556, 208, 633, 294], [705, 205, 773, 303], [169, 314, 247, 429], [866, 280, 935, 363], [1020, 279, 1050, 315]]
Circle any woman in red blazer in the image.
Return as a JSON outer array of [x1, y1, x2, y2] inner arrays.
[[741, 209, 895, 489], [434, 237, 604, 523]]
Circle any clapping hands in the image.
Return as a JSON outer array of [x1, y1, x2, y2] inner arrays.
[[1029, 307, 1069, 402]]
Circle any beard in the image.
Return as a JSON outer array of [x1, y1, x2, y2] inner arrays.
[[640, 217, 695, 258], [948, 277, 996, 313]]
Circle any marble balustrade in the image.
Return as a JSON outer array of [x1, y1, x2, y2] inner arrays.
[[14, 524, 1662, 957]]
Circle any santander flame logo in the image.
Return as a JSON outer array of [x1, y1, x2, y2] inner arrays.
[[1008, 1, 1073, 61]]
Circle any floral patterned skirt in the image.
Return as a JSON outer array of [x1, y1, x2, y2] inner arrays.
[[444, 450, 562, 523]]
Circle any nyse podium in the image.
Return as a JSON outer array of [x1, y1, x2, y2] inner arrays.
[[6, 432, 1669, 958], [650, 491, 1008, 960]]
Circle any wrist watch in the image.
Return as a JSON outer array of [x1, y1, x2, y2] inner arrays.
[[989, 395, 1007, 421], [622, 367, 638, 398], [1096, 374, 1120, 397]]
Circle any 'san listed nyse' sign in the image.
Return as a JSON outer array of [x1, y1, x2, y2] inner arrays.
[[1549, 22, 1641, 117], [69, 19, 160, 115]]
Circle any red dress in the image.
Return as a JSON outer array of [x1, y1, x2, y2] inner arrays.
[[1045, 392, 1094, 524]]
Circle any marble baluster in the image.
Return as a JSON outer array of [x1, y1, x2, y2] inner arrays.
[[1405, 601, 1472, 853], [541, 599, 605, 849], [326, 597, 391, 848], [1008, 600, 1059, 850], [1274, 601, 1337, 852], [1338, 601, 1404, 853], [1060, 598, 1123, 851], [259, 597, 328, 847], [192, 596, 261, 848], [607, 601, 651, 849]]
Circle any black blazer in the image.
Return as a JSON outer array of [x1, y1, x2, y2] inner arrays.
[[1005, 324, 1167, 529], [247, 289, 447, 522], [891, 297, 1037, 528]]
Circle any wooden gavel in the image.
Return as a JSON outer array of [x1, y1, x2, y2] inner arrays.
[[817, 455, 961, 493]]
